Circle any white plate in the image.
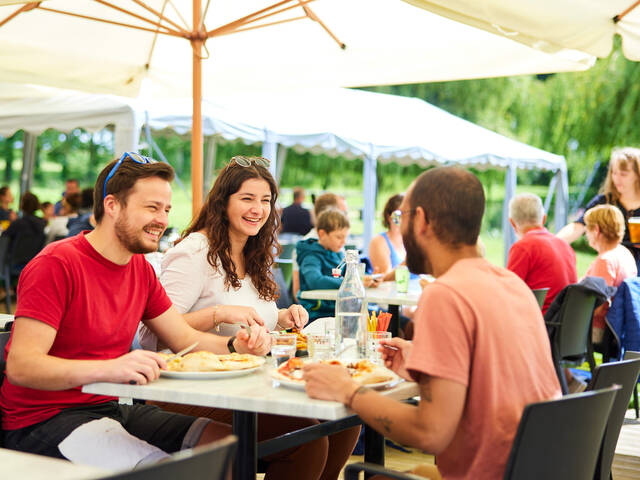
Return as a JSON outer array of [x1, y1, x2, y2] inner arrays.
[[270, 369, 401, 391], [160, 362, 265, 380]]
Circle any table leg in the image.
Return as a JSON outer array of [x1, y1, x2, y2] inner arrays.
[[389, 304, 400, 337], [233, 411, 257, 480], [364, 423, 385, 479]]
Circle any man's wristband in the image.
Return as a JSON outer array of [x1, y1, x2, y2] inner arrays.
[[227, 335, 236, 353]]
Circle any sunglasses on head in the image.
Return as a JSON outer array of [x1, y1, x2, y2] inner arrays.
[[103, 152, 156, 200], [230, 156, 270, 168]]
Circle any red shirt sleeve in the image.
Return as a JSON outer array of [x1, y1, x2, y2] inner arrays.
[[14, 255, 71, 330]]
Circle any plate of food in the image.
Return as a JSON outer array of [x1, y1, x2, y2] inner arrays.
[[158, 351, 266, 379], [270, 357, 399, 390]]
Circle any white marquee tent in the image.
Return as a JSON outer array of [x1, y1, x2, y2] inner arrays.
[[0, 84, 567, 259]]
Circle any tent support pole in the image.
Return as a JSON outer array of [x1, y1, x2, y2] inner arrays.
[[502, 164, 517, 266], [261, 132, 278, 179], [555, 167, 569, 233], [362, 155, 377, 257], [204, 136, 217, 197], [20, 132, 37, 203], [276, 146, 287, 185]]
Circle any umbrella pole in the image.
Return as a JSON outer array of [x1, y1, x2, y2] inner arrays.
[[191, 0, 204, 218]]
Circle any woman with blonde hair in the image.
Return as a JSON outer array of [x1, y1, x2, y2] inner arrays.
[[558, 147, 640, 271]]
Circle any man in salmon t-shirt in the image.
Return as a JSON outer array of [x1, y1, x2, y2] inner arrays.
[[507, 193, 577, 314], [303, 166, 561, 480], [1, 153, 271, 468]]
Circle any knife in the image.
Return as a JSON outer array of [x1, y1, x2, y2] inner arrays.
[[165, 341, 199, 362]]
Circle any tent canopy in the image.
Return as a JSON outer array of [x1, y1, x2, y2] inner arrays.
[[0, 1, 594, 97], [404, 0, 640, 60], [0, 83, 568, 260]]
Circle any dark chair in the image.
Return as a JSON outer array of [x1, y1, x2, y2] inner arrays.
[[532, 287, 549, 309], [586, 359, 640, 480], [345, 387, 619, 480], [623, 350, 640, 419], [546, 285, 598, 394], [0, 235, 13, 313], [101, 435, 237, 480]]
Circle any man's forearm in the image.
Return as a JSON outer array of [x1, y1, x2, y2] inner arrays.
[[350, 388, 435, 452], [7, 353, 116, 391]]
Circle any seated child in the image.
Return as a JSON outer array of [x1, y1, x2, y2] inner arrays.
[[583, 204, 638, 343], [297, 208, 376, 321]]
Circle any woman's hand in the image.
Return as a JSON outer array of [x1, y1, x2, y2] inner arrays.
[[362, 275, 380, 288], [379, 337, 414, 381], [277, 304, 309, 330], [217, 305, 265, 327]]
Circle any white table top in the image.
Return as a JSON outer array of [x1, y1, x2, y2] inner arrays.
[[299, 280, 422, 306], [1, 313, 14, 330], [83, 366, 418, 421], [0, 448, 108, 480]]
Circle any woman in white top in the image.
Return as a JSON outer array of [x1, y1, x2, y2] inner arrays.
[[141, 156, 359, 480]]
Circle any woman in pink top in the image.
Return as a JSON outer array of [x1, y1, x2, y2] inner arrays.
[[584, 204, 638, 343]]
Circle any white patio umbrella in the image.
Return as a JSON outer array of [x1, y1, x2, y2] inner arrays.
[[403, 0, 640, 60], [0, 1, 594, 215]]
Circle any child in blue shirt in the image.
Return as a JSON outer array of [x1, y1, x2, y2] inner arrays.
[[297, 209, 375, 320]]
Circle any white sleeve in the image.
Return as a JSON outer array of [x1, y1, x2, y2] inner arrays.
[[138, 242, 207, 351], [159, 245, 207, 314]]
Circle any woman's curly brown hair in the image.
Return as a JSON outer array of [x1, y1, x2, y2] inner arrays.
[[183, 159, 280, 301]]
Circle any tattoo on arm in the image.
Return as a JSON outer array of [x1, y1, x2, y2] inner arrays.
[[420, 374, 433, 403], [374, 415, 393, 433]]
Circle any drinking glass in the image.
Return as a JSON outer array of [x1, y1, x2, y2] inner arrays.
[[630, 217, 640, 243], [308, 334, 333, 360], [395, 265, 410, 293], [367, 331, 392, 364], [270, 333, 296, 367]]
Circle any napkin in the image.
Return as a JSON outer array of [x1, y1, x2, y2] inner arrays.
[[59, 417, 170, 470]]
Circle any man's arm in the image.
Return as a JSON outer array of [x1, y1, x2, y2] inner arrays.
[[303, 364, 466, 454], [351, 374, 465, 454], [7, 317, 166, 390], [144, 305, 271, 356]]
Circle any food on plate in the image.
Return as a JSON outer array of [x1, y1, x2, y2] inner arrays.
[[272, 357, 395, 386], [158, 351, 264, 372], [291, 328, 308, 351]]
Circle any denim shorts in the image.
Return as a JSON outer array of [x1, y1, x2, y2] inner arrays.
[[3, 401, 208, 459]]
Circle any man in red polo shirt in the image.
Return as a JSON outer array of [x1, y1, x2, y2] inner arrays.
[[507, 193, 577, 314]]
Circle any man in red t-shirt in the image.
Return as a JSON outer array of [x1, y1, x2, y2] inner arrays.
[[303, 167, 561, 480], [1, 153, 272, 468], [507, 193, 577, 314]]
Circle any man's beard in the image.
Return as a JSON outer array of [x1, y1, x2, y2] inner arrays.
[[114, 215, 164, 255], [402, 225, 432, 275]]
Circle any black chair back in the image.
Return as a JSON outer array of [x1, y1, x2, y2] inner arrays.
[[102, 435, 237, 480], [587, 358, 640, 480], [503, 386, 619, 480], [547, 285, 598, 393], [623, 350, 640, 419], [532, 288, 549, 309]]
